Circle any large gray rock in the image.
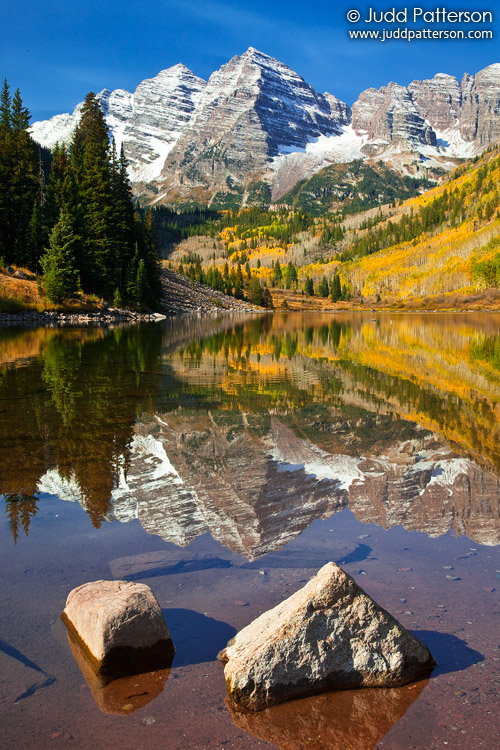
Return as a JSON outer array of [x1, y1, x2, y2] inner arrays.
[[351, 82, 437, 148], [61, 580, 174, 677], [218, 562, 435, 710]]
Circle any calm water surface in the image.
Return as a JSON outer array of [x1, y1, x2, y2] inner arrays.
[[1, 312, 499, 749]]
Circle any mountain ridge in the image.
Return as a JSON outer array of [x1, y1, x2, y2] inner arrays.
[[29, 49, 500, 206]]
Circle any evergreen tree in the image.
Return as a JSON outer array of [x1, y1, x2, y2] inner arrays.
[[318, 275, 329, 297], [113, 288, 123, 308], [109, 143, 135, 294], [248, 277, 263, 306], [330, 274, 342, 302], [40, 210, 80, 303], [69, 92, 115, 295], [272, 259, 282, 287], [134, 209, 162, 307], [304, 277, 314, 296], [236, 262, 244, 292], [284, 261, 298, 289], [43, 143, 71, 231], [0, 79, 11, 131], [261, 286, 273, 308], [0, 84, 162, 309], [25, 201, 44, 270], [0, 82, 39, 266], [135, 258, 151, 307]]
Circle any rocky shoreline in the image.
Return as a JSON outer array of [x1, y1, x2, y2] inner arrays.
[[0, 269, 260, 327], [0, 308, 168, 328]]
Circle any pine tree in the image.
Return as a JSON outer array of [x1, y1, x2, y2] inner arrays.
[[261, 286, 273, 308], [0, 79, 11, 131], [70, 92, 114, 295], [113, 288, 123, 307], [272, 260, 282, 287], [133, 209, 162, 307], [40, 210, 80, 303], [318, 275, 329, 297], [135, 258, 151, 307], [42, 142, 74, 260], [284, 261, 298, 289], [248, 277, 263, 306], [236, 262, 244, 289], [25, 201, 44, 270], [0, 81, 13, 257], [330, 274, 342, 302], [0, 82, 39, 266], [304, 277, 314, 296], [110, 143, 135, 296]]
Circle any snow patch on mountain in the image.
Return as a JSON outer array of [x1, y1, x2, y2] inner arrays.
[[418, 457, 474, 496], [434, 127, 478, 158]]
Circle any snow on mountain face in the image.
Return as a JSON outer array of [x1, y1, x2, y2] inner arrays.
[[116, 64, 207, 182], [408, 65, 500, 152], [159, 47, 350, 193], [30, 50, 500, 199], [29, 64, 206, 182]]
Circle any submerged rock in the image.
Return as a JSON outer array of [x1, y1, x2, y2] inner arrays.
[[218, 562, 435, 710], [66, 630, 171, 715], [61, 580, 174, 678]]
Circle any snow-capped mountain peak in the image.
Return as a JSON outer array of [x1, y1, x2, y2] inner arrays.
[[29, 53, 500, 201]]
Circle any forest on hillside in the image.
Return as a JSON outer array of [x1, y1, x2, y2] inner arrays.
[[157, 146, 500, 307]]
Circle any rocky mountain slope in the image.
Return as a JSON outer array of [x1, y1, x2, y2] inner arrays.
[[157, 47, 349, 203], [30, 50, 500, 205], [31, 64, 206, 182]]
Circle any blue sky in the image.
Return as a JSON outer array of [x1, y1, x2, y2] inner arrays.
[[2, 0, 499, 121]]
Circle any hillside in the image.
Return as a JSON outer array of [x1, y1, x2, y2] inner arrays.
[[277, 161, 432, 216], [0, 264, 258, 320], [160, 143, 500, 309], [343, 144, 500, 304]]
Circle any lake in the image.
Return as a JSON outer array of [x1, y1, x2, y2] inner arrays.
[[1, 312, 499, 749]]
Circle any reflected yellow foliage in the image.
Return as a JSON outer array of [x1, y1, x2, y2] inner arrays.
[[170, 312, 500, 472]]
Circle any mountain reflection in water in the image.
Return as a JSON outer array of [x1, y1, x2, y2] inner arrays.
[[1, 312, 500, 553]]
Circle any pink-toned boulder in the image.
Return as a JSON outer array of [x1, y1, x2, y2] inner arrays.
[[61, 580, 174, 678]]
